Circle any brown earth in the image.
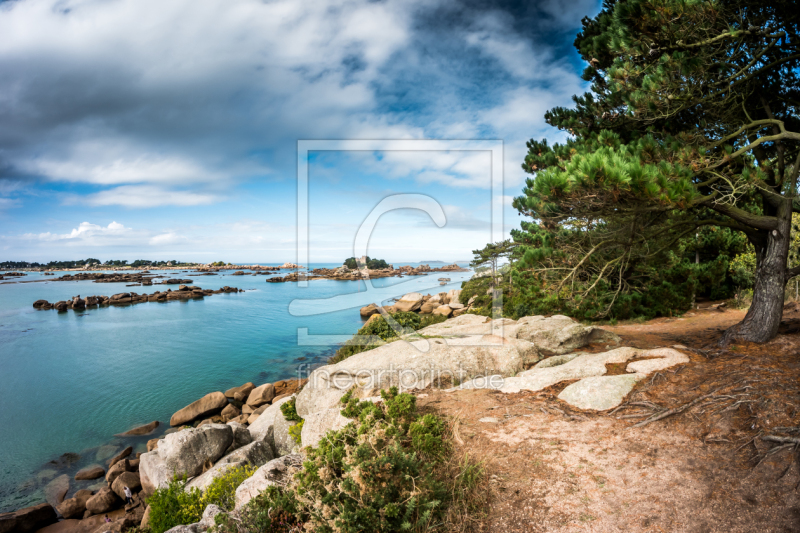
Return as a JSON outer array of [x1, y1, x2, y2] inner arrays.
[[418, 304, 800, 532]]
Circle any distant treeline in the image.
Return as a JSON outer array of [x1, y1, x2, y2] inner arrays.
[[1, 258, 197, 269], [343, 257, 390, 270]]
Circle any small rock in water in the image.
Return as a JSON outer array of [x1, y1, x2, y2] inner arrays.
[[170, 391, 228, 427], [95, 444, 119, 462], [116, 420, 160, 436], [47, 452, 81, 469], [108, 446, 133, 467], [44, 474, 69, 507], [74, 465, 105, 481]]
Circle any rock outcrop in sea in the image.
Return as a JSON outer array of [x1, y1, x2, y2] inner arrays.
[[31, 285, 243, 311]]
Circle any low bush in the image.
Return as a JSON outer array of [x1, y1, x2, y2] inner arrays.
[[218, 387, 487, 533], [329, 311, 438, 364], [146, 464, 256, 533], [280, 397, 304, 445], [419, 313, 448, 329]]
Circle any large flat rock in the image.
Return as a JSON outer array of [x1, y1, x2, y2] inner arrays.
[[170, 392, 228, 427], [557, 374, 645, 410], [296, 332, 538, 417]]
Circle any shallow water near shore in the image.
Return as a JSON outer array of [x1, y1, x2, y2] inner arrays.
[[0, 263, 472, 512]]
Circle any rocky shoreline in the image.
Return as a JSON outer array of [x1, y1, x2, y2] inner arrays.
[[31, 285, 243, 312], [266, 263, 467, 283], [2, 262, 303, 275], [0, 376, 307, 533], [361, 288, 475, 318], [1, 306, 694, 533]]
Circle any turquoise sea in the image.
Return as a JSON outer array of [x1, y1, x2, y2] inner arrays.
[[0, 263, 473, 512]]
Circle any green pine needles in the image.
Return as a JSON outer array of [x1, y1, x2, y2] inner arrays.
[[490, 0, 800, 339]]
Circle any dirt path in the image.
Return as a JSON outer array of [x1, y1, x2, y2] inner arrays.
[[418, 306, 800, 532]]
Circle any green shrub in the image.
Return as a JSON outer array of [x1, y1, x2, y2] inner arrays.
[[280, 397, 302, 422], [329, 311, 425, 364], [215, 485, 302, 533], [288, 419, 304, 445], [280, 397, 304, 445], [221, 387, 486, 533], [203, 464, 256, 512], [146, 465, 256, 533], [146, 477, 204, 533], [419, 313, 447, 329]]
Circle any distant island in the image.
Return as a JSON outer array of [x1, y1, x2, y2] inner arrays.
[[343, 256, 390, 270], [1, 258, 201, 269]]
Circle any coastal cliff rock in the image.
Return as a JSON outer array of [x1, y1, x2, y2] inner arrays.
[[186, 465, 233, 493], [296, 314, 620, 421], [106, 459, 132, 485], [512, 315, 621, 356], [186, 441, 274, 492], [360, 303, 380, 317], [55, 489, 93, 519], [300, 408, 350, 449], [234, 455, 303, 511], [245, 383, 275, 407], [247, 396, 294, 455], [225, 421, 253, 454], [139, 424, 233, 495], [419, 300, 438, 314], [432, 305, 453, 317], [271, 411, 297, 457], [85, 487, 121, 514], [0, 502, 57, 533], [224, 382, 255, 401], [220, 440, 274, 466], [220, 404, 240, 421], [170, 392, 228, 426], [273, 378, 307, 398], [160, 503, 224, 533], [393, 292, 424, 312], [111, 472, 142, 499], [74, 465, 105, 481]]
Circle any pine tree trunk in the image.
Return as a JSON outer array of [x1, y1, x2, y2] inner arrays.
[[720, 205, 791, 344]]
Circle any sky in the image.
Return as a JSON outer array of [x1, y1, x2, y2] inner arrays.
[[0, 0, 601, 264]]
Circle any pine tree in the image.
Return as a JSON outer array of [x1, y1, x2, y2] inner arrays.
[[515, 0, 800, 343]]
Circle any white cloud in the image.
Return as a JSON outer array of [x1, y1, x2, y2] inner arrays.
[[25, 155, 222, 186], [28, 221, 131, 242], [77, 185, 222, 208], [149, 232, 183, 246], [0, 197, 20, 209]]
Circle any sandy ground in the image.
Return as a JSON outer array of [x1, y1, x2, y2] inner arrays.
[[418, 305, 800, 532]]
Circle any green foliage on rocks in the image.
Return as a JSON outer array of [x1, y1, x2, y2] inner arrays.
[[219, 387, 486, 533], [146, 465, 256, 533], [280, 397, 302, 422], [328, 311, 421, 364], [343, 256, 389, 270], [280, 398, 304, 445]]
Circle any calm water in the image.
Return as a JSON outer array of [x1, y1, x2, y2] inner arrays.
[[0, 263, 472, 512]]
